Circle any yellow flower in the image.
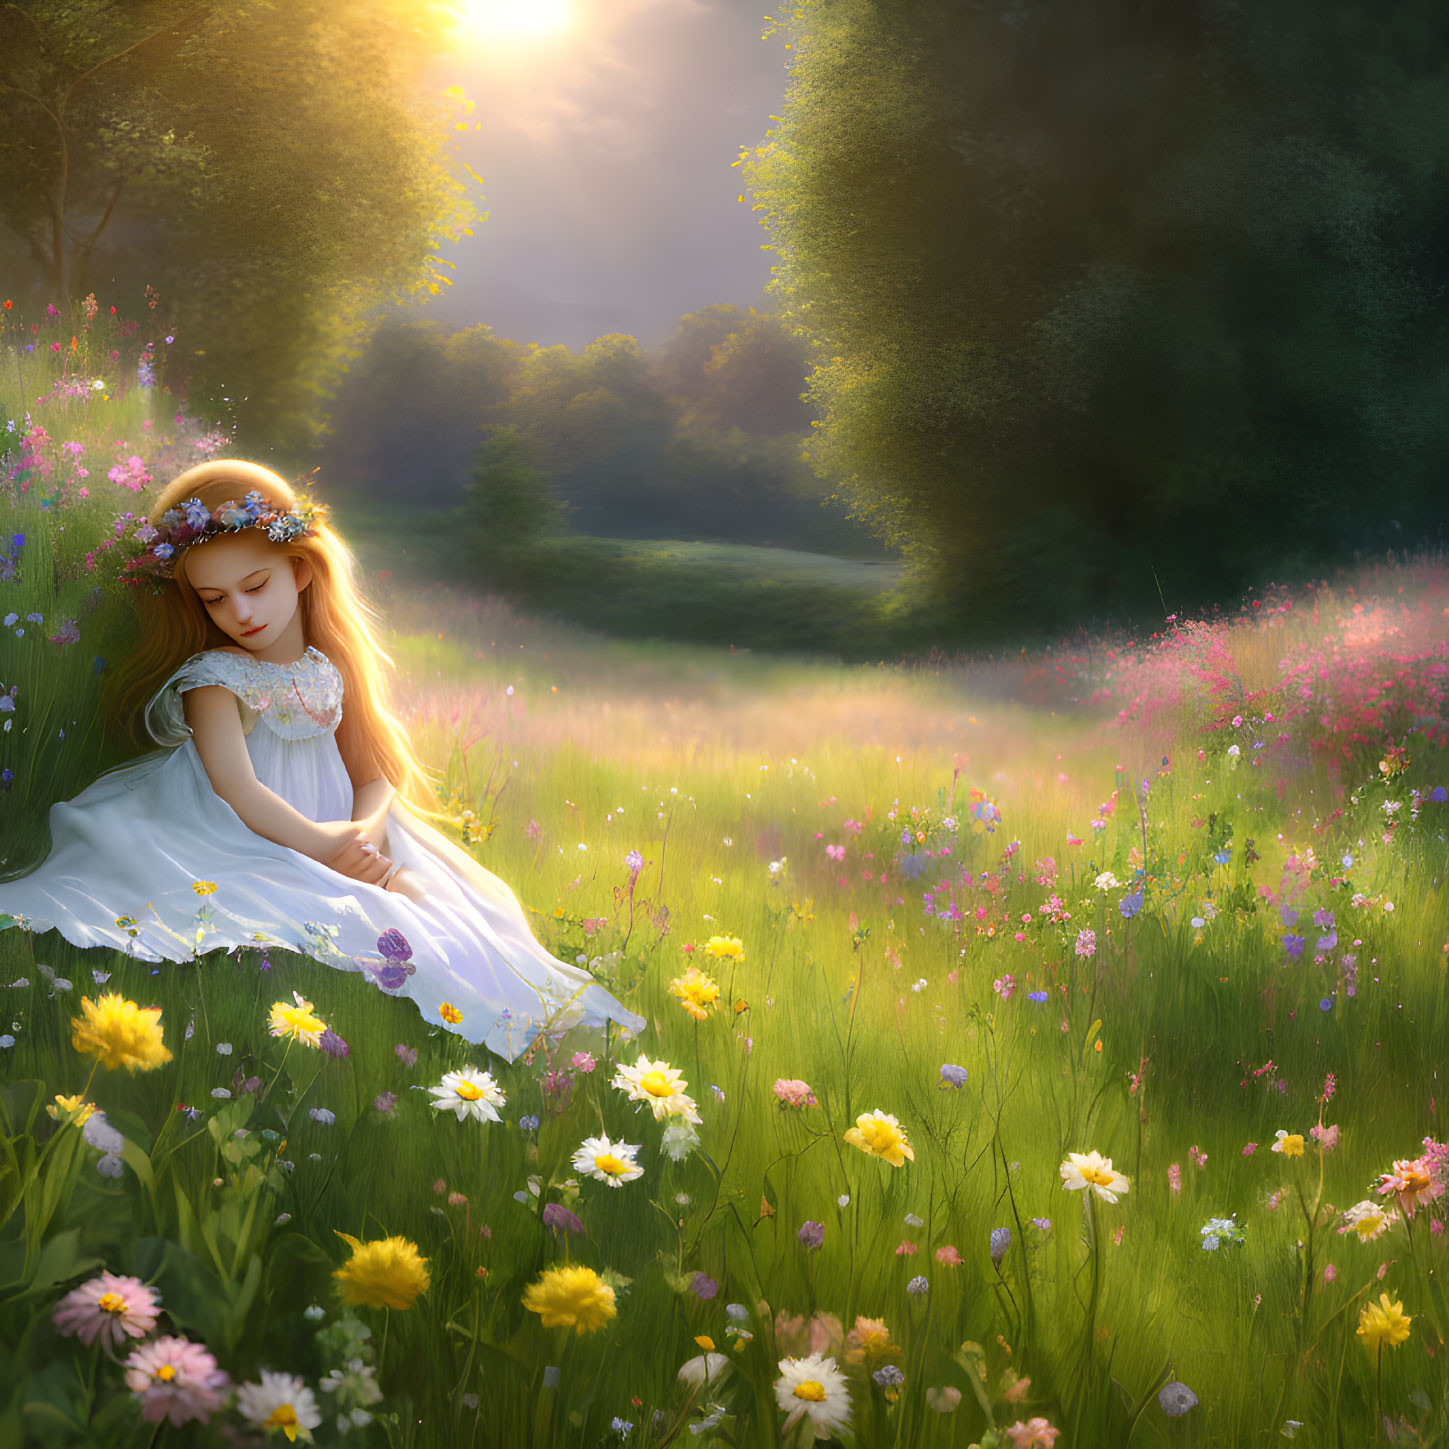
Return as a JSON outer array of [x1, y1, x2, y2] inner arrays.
[[611, 1056, 702, 1123], [1357, 1293, 1412, 1353], [703, 935, 745, 961], [191, 880, 217, 896], [268, 992, 327, 1048], [439, 1002, 463, 1025], [843, 1109, 914, 1167], [1272, 1130, 1305, 1158], [522, 1264, 617, 1335], [46, 1094, 97, 1125], [669, 965, 721, 1021], [332, 1231, 430, 1310], [71, 993, 173, 1073]]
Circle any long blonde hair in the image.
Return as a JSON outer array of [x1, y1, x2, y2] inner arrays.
[[107, 460, 433, 805]]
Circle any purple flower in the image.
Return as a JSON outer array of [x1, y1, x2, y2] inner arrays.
[[989, 1227, 1011, 1267], [939, 1063, 968, 1088], [374, 961, 412, 991], [1319, 997, 1334, 1012], [625, 850, 644, 875], [1159, 1381, 1198, 1417], [1119, 891, 1143, 919], [1027, 990, 1048, 1003], [1312, 908, 1335, 930], [394, 1043, 418, 1068], [519, 1115, 540, 1131], [542, 1203, 583, 1235], [691, 1272, 719, 1301], [1283, 935, 1305, 959], [873, 1365, 905, 1387], [797, 1220, 825, 1250], [1278, 905, 1299, 927], [308, 1107, 335, 1125], [377, 928, 412, 961], [906, 1275, 929, 1295], [1430, 786, 1446, 803], [318, 1029, 349, 1058], [1316, 931, 1337, 951], [373, 1091, 397, 1113], [1030, 1217, 1052, 1233]]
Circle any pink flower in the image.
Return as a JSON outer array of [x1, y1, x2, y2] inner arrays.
[[1006, 1416, 1061, 1447], [1242, 1142, 1258, 1156], [1167, 1163, 1181, 1194], [894, 1240, 919, 1256], [935, 1245, 962, 1265], [773, 1078, 817, 1109], [993, 974, 1015, 1000], [1323, 1264, 1337, 1284], [1188, 1145, 1207, 1168], [826, 844, 846, 861], [570, 1051, 597, 1073], [53, 1272, 161, 1348], [1074, 929, 1096, 958], [123, 1335, 229, 1426], [1310, 1123, 1340, 1151]]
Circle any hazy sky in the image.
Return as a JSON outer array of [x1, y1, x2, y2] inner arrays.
[[425, 0, 788, 351]]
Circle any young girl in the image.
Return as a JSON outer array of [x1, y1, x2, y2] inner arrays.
[[0, 459, 644, 1062]]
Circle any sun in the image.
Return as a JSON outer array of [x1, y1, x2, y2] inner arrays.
[[457, 0, 572, 38]]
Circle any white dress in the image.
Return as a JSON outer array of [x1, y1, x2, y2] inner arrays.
[[0, 646, 644, 1062]]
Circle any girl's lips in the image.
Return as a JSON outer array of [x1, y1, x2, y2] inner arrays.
[[241, 624, 267, 637]]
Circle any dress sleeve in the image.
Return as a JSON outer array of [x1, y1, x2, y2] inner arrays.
[[144, 652, 267, 747]]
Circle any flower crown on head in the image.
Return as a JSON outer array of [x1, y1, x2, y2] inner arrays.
[[122, 483, 328, 588]]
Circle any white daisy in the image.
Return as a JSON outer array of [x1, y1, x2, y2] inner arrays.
[[1059, 1149, 1131, 1204], [236, 1369, 323, 1444], [571, 1134, 644, 1188], [611, 1055, 702, 1124], [774, 1353, 852, 1440], [429, 1066, 506, 1123]]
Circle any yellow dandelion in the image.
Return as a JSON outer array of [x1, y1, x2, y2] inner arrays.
[[843, 1109, 914, 1167], [439, 1002, 463, 1025], [46, 1094, 97, 1125], [332, 1231, 431, 1310], [191, 880, 217, 896], [268, 992, 327, 1048], [522, 1264, 617, 1335], [1357, 1293, 1412, 1353], [703, 935, 745, 961], [669, 965, 721, 1021], [71, 993, 173, 1073]]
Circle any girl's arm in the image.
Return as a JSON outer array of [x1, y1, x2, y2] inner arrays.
[[351, 776, 395, 854], [184, 686, 389, 882]]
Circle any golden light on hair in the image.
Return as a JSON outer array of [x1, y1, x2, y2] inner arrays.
[[106, 460, 434, 809]]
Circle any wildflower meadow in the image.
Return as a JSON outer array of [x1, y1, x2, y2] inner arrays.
[[2, 296, 1448, 1447]]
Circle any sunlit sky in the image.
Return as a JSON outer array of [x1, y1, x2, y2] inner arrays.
[[426, 0, 787, 350]]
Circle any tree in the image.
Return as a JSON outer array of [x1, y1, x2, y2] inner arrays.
[[0, 0, 479, 452], [741, 0, 1449, 636], [463, 424, 564, 588]]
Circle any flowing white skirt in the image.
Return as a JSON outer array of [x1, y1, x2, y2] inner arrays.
[[0, 727, 644, 1061]]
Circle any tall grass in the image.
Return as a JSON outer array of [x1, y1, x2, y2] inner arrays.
[[1, 295, 1448, 1447]]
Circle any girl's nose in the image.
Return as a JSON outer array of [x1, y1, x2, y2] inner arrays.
[[233, 594, 253, 622]]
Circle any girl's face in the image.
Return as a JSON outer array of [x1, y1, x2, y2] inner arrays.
[[184, 530, 312, 652]]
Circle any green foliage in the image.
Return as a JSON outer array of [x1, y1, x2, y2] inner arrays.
[[741, 0, 1449, 637], [0, 0, 480, 453], [462, 425, 564, 589]]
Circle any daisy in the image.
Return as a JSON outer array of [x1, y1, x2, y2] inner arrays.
[[236, 1369, 323, 1444], [572, 1134, 644, 1187], [1059, 1150, 1130, 1204], [54, 1272, 161, 1348], [429, 1065, 506, 1123], [612, 1056, 702, 1123], [123, 1335, 229, 1427], [1339, 1199, 1400, 1242], [775, 1353, 852, 1440]]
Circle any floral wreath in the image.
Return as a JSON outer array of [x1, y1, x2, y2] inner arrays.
[[122, 485, 328, 588]]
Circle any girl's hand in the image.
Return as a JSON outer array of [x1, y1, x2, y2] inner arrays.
[[324, 836, 395, 886], [384, 866, 428, 904]]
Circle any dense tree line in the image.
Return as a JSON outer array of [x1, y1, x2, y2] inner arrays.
[[319, 305, 878, 554], [740, 0, 1449, 634]]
